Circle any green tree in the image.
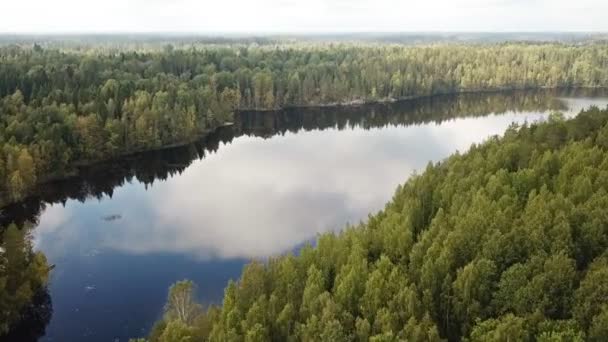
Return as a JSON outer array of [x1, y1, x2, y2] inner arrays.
[[469, 314, 529, 342], [164, 280, 201, 325], [588, 306, 608, 342], [158, 320, 194, 342]]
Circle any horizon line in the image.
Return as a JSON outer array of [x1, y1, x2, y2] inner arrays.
[[1, 31, 607, 36]]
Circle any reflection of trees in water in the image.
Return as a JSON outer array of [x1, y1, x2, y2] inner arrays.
[[0, 128, 233, 227], [236, 89, 572, 138], [0, 89, 593, 227]]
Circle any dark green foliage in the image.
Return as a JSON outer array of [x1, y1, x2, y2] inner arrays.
[[0, 223, 50, 337], [145, 106, 608, 341], [2, 42, 608, 203]]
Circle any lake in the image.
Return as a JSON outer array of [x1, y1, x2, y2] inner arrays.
[[2, 89, 608, 341]]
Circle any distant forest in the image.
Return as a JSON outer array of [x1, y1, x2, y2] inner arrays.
[[1, 32, 607, 47], [142, 105, 608, 342], [1, 42, 608, 203]]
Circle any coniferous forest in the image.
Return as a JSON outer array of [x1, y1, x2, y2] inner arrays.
[[143, 106, 608, 342], [1, 43, 608, 203]]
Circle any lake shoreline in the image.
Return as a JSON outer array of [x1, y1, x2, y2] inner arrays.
[[238, 85, 608, 112], [0, 123, 234, 210], [1, 86, 606, 210]]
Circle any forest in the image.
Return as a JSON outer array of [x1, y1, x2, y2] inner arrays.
[[1, 42, 608, 203], [140, 106, 608, 341]]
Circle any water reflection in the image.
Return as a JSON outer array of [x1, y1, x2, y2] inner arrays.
[[0, 89, 580, 225], [91, 118, 548, 259], [25, 90, 608, 260], [1, 89, 607, 341], [5, 90, 608, 260]]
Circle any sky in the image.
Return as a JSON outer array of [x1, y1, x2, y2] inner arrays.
[[2, 0, 608, 33]]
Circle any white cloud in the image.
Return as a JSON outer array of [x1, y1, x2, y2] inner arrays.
[[1, 0, 607, 33]]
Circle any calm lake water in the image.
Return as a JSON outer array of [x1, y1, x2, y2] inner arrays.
[[2, 90, 608, 341]]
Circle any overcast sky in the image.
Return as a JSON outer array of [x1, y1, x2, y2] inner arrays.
[[2, 0, 607, 33]]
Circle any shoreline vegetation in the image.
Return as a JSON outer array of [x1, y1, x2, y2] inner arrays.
[[1, 42, 608, 206], [0, 222, 51, 339], [0, 88, 581, 229], [140, 105, 608, 342], [1, 85, 604, 209]]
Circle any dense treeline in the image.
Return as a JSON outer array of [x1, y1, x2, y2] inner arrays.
[[143, 106, 608, 341], [0, 223, 51, 339], [1, 42, 608, 202], [1, 33, 606, 50]]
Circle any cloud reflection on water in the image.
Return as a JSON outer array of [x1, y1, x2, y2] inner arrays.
[[34, 109, 581, 260]]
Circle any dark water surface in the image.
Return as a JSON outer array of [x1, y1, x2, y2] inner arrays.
[[2, 90, 608, 341]]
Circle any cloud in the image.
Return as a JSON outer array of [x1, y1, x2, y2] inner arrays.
[[1, 0, 607, 33]]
